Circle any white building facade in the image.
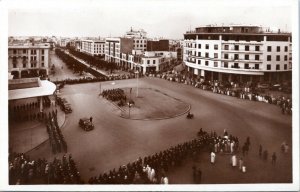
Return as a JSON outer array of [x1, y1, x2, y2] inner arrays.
[[8, 43, 51, 79], [183, 25, 292, 83], [125, 28, 147, 51], [81, 39, 105, 56]]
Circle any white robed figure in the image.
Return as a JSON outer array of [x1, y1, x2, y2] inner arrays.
[[150, 168, 156, 182], [210, 152, 216, 164], [231, 155, 237, 167]]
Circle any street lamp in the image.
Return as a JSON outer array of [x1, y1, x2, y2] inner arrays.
[[135, 70, 139, 97]]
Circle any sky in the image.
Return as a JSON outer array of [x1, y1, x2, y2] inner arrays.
[[7, 0, 294, 39]]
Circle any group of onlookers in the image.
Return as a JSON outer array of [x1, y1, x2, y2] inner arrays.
[[88, 129, 241, 184], [9, 153, 83, 184], [102, 88, 127, 106]]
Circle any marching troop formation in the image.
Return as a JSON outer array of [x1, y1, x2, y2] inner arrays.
[[102, 88, 127, 106], [45, 110, 68, 154], [9, 153, 83, 184]]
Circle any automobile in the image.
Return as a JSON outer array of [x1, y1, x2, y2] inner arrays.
[[79, 117, 94, 131], [61, 103, 72, 113]]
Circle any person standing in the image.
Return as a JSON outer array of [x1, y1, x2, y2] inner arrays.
[[231, 155, 237, 167], [90, 116, 93, 123], [196, 168, 202, 184], [272, 152, 277, 165], [238, 157, 244, 171], [210, 152, 216, 164]]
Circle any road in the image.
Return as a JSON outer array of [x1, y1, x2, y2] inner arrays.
[[27, 77, 292, 184]]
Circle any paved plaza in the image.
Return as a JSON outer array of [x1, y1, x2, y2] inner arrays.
[[22, 77, 292, 184]]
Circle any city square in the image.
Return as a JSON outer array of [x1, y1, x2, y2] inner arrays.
[[2, 0, 299, 191]]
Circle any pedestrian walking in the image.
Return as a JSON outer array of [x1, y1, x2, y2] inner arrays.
[[272, 152, 277, 165], [90, 116, 93, 123], [210, 152, 216, 164], [259, 145, 263, 158]]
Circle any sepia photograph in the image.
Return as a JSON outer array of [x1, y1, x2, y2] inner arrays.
[[0, 0, 299, 191]]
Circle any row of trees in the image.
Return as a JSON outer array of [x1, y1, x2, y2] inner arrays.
[[68, 48, 117, 73]]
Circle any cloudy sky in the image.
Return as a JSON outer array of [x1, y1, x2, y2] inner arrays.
[[7, 0, 294, 39]]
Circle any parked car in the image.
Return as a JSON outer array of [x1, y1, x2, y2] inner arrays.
[[79, 117, 94, 131]]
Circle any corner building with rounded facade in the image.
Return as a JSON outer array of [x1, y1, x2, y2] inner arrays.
[[183, 25, 292, 83]]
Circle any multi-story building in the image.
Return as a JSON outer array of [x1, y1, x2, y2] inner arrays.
[[81, 39, 105, 56], [147, 39, 169, 51], [105, 37, 134, 64], [125, 28, 147, 51], [8, 42, 51, 79], [183, 25, 292, 83]]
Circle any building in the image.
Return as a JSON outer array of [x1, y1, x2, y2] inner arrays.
[[147, 39, 169, 51], [183, 25, 292, 83], [8, 42, 51, 79], [125, 28, 147, 51], [80, 39, 105, 56], [105, 37, 134, 64]]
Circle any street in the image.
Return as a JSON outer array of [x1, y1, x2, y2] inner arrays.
[[26, 76, 292, 184]]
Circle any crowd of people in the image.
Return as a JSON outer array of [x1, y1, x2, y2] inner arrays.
[[45, 110, 67, 154], [9, 153, 83, 184], [102, 88, 127, 106], [150, 71, 292, 115], [88, 129, 242, 184], [9, 96, 52, 122]]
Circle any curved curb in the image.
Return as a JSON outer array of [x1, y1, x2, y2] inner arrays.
[[25, 110, 67, 154], [119, 104, 191, 121], [103, 88, 192, 121]]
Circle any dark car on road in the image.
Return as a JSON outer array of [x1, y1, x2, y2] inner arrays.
[[79, 118, 94, 131]]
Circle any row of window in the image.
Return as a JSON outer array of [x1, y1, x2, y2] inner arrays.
[[12, 63, 45, 68], [12, 49, 45, 54], [186, 44, 289, 52], [195, 60, 288, 70]]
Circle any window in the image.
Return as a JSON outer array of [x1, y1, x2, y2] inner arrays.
[[153, 60, 156, 64], [224, 54, 228, 59], [23, 63, 26, 68], [284, 55, 288, 61], [245, 45, 249, 51], [205, 44, 209, 49], [224, 62, 228, 68], [205, 53, 209, 58], [13, 63, 16, 68], [214, 62, 218, 67], [205, 61, 209, 66], [13, 49, 17, 54], [198, 52, 201, 57], [234, 63, 239, 68], [42, 50, 44, 54], [276, 64, 280, 70], [255, 55, 260, 61], [255, 64, 259, 69], [245, 63, 249, 69], [147, 60, 150, 64], [276, 55, 280, 61], [234, 45, 239, 50], [267, 64, 271, 70], [255, 46, 260, 51], [267, 46, 272, 52], [267, 55, 271, 61], [198, 44, 201, 49], [224, 45, 229, 50], [284, 64, 287, 70], [245, 55, 249, 60], [284, 46, 288, 52], [214, 53, 218, 58], [198, 60, 201, 65], [42, 63, 44, 67], [277, 46, 280, 52], [23, 49, 26, 54], [214, 44, 218, 50], [42, 56, 44, 61], [234, 54, 239, 60]]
